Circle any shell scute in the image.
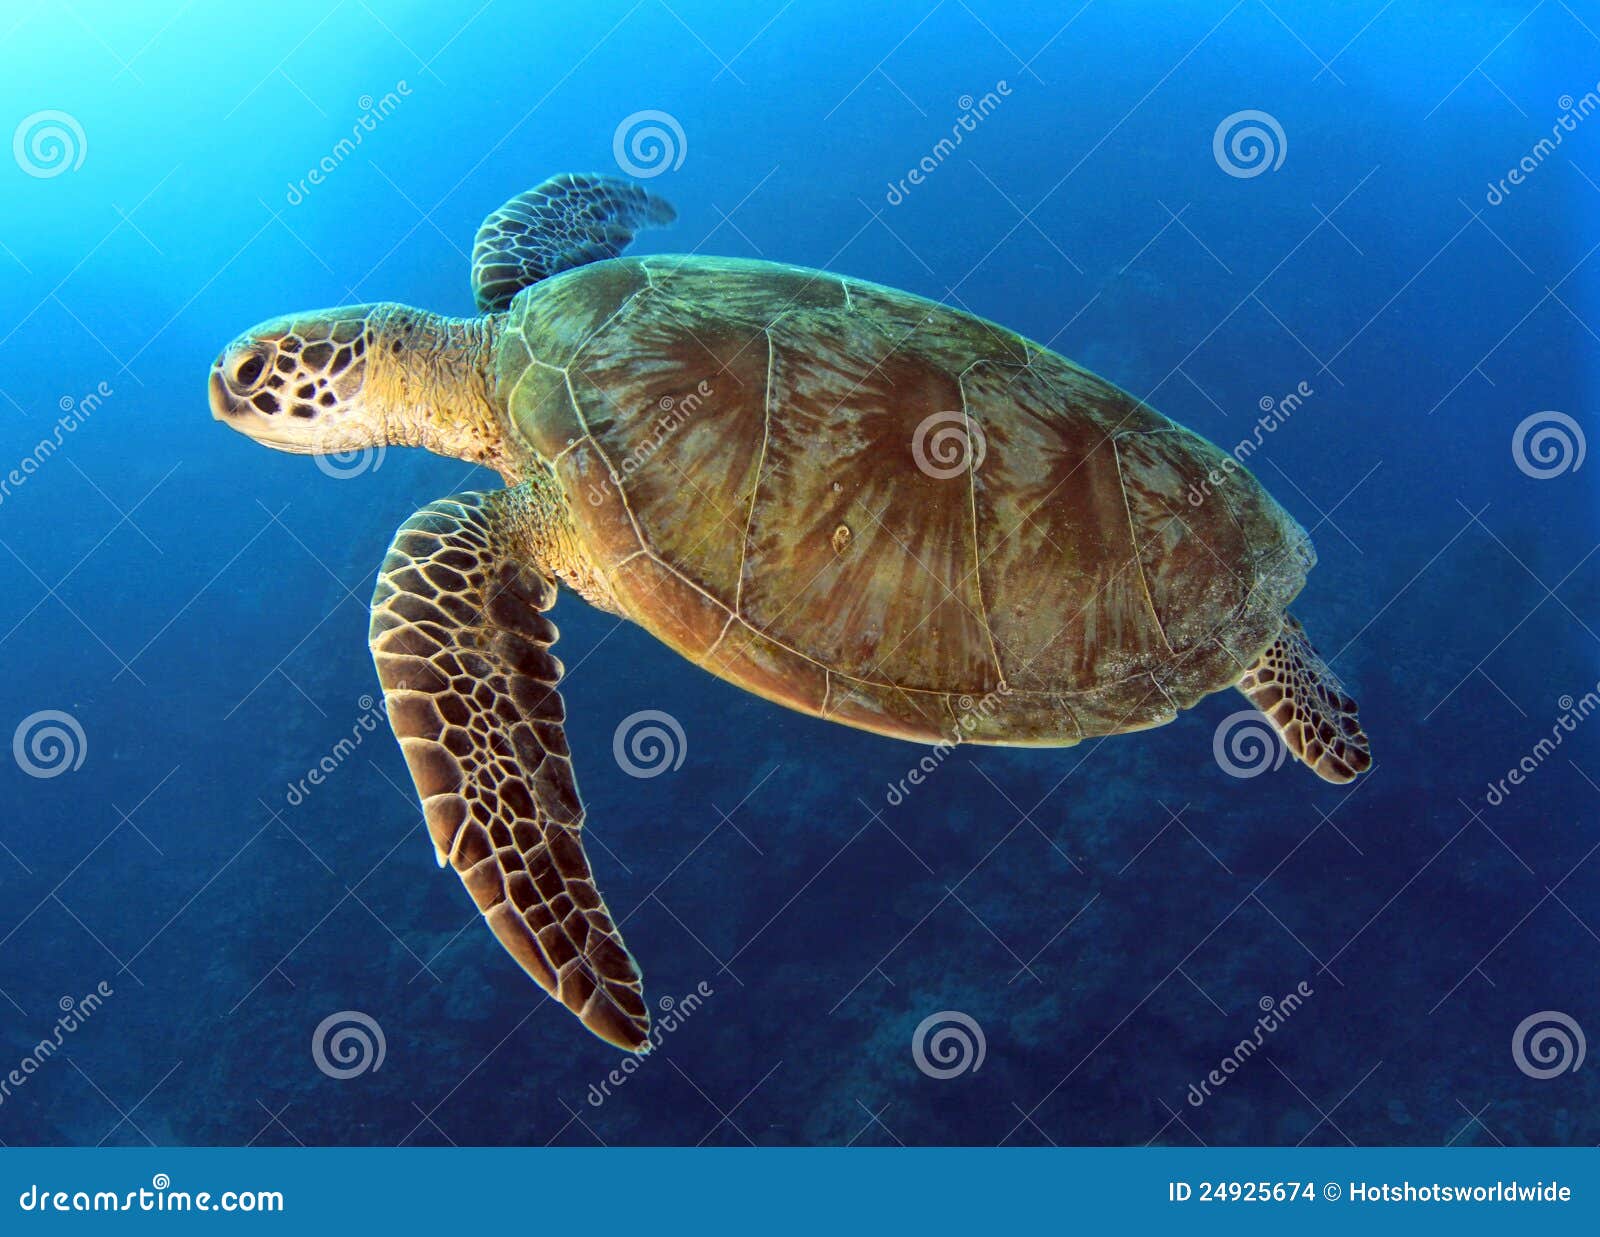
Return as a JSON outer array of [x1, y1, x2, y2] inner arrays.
[[565, 286, 770, 607], [737, 307, 999, 694], [963, 359, 1169, 693]]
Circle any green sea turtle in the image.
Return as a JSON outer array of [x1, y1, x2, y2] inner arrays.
[[210, 172, 1370, 1051]]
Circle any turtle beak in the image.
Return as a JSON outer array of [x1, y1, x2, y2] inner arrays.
[[208, 364, 232, 421], [209, 347, 291, 449], [210, 338, 294, 445]]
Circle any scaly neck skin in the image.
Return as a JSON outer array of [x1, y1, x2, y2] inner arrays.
[[363, 304, 616, 610], [495, 469, 623, 615], [369, 306, 514, 479]]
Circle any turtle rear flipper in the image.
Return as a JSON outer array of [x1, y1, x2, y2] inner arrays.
[[369, 487, 649, 1051], [1236, 614, 1371, 784], [471, 172, 676, 311]]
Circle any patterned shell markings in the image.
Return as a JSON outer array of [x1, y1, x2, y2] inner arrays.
[[499, 255, 1311, 745]]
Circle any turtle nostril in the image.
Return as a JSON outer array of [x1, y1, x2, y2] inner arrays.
[[235, 353, 265, 387]]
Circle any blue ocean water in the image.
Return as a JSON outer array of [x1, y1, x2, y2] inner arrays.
[[0, 0, 1595, 1147]]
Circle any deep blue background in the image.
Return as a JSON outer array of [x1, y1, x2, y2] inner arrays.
[[0, 0, 1596, 1146]]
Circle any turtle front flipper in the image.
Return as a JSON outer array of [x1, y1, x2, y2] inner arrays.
[[1235, 613, 1372, 784], [369, 487, 649, 1051], [470, 172, 676, 311]]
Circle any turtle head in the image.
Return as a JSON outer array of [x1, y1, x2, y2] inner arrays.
[[209, 305, 386, 454], [211, 302, 509, 472]]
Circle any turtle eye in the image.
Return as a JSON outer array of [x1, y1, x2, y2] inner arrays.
[[235, 353, 265, 387]]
